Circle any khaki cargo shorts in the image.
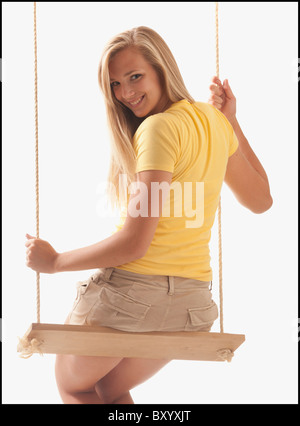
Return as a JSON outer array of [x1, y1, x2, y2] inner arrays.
[[65, 267, 218, 333]]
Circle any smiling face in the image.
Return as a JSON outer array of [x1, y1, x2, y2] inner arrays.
[[109, 47, 172, 118]]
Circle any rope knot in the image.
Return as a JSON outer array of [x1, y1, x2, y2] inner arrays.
[[17, 336, 44, 359], [217, 348, 234, 362]]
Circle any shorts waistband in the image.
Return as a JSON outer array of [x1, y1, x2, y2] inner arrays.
[[92, 267, 212, 292]]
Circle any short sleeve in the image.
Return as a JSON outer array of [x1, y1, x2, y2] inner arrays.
[[133, 114, 180, 173], [228, 126, 239, 157], [212, 106, 239, 157]]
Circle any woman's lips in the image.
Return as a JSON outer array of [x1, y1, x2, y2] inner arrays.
[[128, 96, 144, 107]]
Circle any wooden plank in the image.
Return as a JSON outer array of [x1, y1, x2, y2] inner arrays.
[[19, 323, 245, 361]]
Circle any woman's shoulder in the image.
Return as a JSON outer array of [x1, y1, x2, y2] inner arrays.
[[136, 106, 178, 133], [135, 114, 177, 141], [166, 99, 218, 118], [135, 100, 215, 135]]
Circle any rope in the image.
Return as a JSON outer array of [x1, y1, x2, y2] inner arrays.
[[18, 4, 42, 357], [215, 1, 224, 335], [33, 2, 41, 324], [215, 3, 233, 362], [215, 2, 220, 80], [17, 336, 44, 359], [217, 348, 234, 363]]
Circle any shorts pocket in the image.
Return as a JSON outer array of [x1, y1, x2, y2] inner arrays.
[[76, 280, 89, 296], [67, 278, 100, 325], [185, 301, 218, 331], [86, 284, 151, 331]]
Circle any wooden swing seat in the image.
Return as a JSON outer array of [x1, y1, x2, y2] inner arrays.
[[18, 323, 245, 362]]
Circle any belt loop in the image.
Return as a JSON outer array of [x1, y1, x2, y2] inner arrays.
[[209, 280, 213, 291], [104, 267, 114, 281], [168, 276, 175, 296]]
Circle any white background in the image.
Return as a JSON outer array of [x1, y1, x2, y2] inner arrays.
[[2, 2, 298, 404]]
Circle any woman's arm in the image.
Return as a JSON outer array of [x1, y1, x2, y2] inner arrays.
[[54, 227, 142, 273], [229, 116, 271, 185], [208, 76, 273, 213], [25, 225, 141, 274], [25, 170, 172, 273]]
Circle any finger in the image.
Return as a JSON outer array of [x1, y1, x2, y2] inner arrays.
[[209, 83, 219, 93], [208, 93, 224, 107], [213, 102, 222, 110], [26, 258, 33, 268], [223, 79, 235, 99], [208, 98, 222, 110], [209, 83, 224, 97], [26, 233, 35, 239], [211, 75, 221, 85], [211, 76, 223, 90], [210, 93, 223, 103]]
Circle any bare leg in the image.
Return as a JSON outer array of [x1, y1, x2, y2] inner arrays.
[[59, 389, 104, 404], [55, 354, 122, 404], [55, 353, 170, 404], [97, 357, 170, 404], [110, 392, 135, 404]]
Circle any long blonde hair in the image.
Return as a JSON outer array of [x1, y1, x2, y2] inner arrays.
[[98, 26, 195, 211]]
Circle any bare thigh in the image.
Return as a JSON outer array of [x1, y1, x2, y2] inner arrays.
[[96, 357, 171, 403], [55, 353, 170, 403], [55, 354, 123, 395]]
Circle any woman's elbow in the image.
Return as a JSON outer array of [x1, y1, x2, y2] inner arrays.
[[127, 237, 149, 260], [135, 243, 150, 259], [251, 194, 273, 214]]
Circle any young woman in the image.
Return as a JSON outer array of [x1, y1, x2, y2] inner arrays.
[[25, 26, 273, 404]]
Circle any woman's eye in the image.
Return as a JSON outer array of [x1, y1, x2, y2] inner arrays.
[[131, 74, 142, 81], [110, 75, 141, 89]]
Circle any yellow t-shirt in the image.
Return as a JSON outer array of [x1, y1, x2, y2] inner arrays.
[[114, 100, 239, 281]]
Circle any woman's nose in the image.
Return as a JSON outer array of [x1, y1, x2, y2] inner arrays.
[[121, 84, 135, 100]]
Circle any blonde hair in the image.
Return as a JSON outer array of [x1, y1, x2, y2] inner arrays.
[[98, 26, 195, 211]]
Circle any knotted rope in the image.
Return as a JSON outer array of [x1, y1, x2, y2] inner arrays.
[[217, 348, 234, 363], [33, 1, 41, 325], [215, 1, 224, 335], [17, 2, 42, 359], [17, 336, 43, 359]]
